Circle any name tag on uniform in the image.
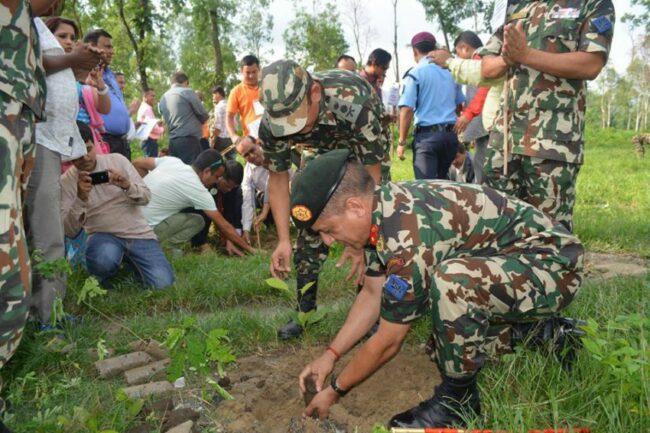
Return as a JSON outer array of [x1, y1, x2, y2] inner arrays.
[[384, 274, 410, 301], [550, 8, 580, 19]]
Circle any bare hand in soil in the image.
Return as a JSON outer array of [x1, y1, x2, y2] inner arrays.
[[304, 387, 339, 421], [299, 353, 336, 395], [303, 376, 319, 418]]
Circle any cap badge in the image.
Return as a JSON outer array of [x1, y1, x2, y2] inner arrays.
[[291, 205, 313, 222]]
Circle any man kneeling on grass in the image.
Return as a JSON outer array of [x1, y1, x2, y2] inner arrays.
[[133, 149, 254, 255], [61, 122, 175, 289], [295, 150, 584, 428]]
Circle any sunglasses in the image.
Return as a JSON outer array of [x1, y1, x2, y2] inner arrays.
[[209, 159, 224, 170]]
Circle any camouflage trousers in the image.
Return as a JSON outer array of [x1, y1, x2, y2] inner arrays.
[[429, 249, 583, 377], [484, 140, 580, 232], [632, 133, 648, 159], [0, 93, 35, 370]]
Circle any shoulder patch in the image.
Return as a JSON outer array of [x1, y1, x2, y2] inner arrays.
[[384, 274, 410, 301], [592, 16, 612, 34], [386, 257, 405, 273]]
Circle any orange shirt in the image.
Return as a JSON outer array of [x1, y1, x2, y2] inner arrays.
[[226, 82, 260, 136]]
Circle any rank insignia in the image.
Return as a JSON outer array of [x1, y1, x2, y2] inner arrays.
[[376, 235, 384, 252], [291, 205, 312, 222], [368, 224, 379, 246], [384, 274, 410, 301]]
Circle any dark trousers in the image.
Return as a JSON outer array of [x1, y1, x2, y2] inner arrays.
[[169, 136, 202, 165], [141, 138, 159, 157], [190, 186, 243, 247], [103, 133, 130, 161], [412, 130, 459, 180]]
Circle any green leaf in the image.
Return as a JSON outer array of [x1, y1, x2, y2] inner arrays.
[[207, 377, 234, 400], [265, 277, 290, 293], [126, 399, 144, 418], [162, 327, 185, 350], [114, 389, 129, 402], [299, 281, 315, 295], [77, 277, 107, 305]]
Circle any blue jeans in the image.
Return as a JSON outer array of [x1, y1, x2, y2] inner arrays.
[[86, 233, 175, 289], [141, 138, 159, 157], [412, 130, 459, 180]]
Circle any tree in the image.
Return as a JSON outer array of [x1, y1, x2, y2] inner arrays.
[[417, 0, 489, 49], [237, 0, 274, 61], [392, 0, 400, 81], [622, 0, 650, 33], [343, 0, 376, 65], [594, 66, 618, 128], [283, 3, 349, 71]]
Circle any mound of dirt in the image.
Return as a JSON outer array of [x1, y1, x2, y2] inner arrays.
[[216, 346, 438, 432]]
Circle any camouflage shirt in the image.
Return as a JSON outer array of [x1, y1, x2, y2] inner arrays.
[[481, 0, 615, 164], [0, 0, 46, 118], [366, 181, 583, 324], [259, 69, 387, 172]]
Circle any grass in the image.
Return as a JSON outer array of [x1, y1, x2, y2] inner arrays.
[[3, 128, 649, 432]]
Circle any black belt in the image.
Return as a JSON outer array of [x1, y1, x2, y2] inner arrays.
[[415, 124, 455, 133]]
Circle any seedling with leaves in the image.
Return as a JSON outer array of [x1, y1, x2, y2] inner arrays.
[[162, 316, 236, 400]]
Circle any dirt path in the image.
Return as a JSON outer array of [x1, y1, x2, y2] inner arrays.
[[584, 251, 648, 279], [214, 345, 438, 432]]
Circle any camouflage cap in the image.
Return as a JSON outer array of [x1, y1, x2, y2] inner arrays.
[[259, 60, 311, 137], [290, 149, 353, 229]]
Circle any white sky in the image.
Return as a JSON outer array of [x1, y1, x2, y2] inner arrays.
[[248, 0, 640, 84]]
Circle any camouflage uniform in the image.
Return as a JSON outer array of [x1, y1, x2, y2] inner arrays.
[[0, 0, 47, 369], [632, 133, 648, 159], [367, 181, 583, 377], [480, 0, 615, 231], [259, 64, 388, 312]]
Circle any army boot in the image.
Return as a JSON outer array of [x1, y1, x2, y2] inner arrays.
[[388, 373, 480, 428], [512, 316, 586, 371], [277, 276, 318, 340]]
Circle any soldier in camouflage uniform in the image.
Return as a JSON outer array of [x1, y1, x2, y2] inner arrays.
[[1, 0, 51, 424], [632, 133, 648, 159], [294, 150, 584, 427], [479, 0, 615, 231], [258, 60, 389, 339]]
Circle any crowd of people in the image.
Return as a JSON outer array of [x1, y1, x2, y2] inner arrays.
[[1, 0, 615, 430]]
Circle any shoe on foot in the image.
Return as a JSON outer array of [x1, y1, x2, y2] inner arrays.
[[388, 374, 480, 428], [277, 319, 304, 340]]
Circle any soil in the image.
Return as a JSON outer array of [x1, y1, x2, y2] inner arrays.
[[215, 346, 438, 433]]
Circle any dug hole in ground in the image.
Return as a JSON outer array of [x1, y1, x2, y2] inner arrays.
[[212, 252, 648, 432], [215, 346, 435, 432]]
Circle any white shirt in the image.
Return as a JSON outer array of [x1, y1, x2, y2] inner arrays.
[[214, 99, 229, 138], [241, 162, 270, 232], [34, 18, 86, 161], [142, 157, 217, 226]]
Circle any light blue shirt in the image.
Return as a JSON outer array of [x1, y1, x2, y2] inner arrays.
[[398, 57, 465, 127], [101, 68, 131, 135]]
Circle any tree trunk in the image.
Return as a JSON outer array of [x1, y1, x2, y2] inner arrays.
[[209, 8, 225, 85], [436, 11, 450, 49], [117, 0, 149, 91], [392, 0, 400, 82]]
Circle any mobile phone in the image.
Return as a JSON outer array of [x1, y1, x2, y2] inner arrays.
[[89, 170, 110, 185]]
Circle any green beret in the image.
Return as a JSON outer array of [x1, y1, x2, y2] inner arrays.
[[290, 149, 353, 229]]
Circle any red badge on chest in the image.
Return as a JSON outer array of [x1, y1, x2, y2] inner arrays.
[[368, 224, 379, 246]]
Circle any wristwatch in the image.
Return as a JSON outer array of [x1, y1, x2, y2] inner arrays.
[[398, 139, 407, 147], [330, 373, 349, 397]]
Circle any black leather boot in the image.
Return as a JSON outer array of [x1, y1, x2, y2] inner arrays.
[[388, 373, 480, 428], [512, 316, 586, 371], [277, 276, 318, 340]]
